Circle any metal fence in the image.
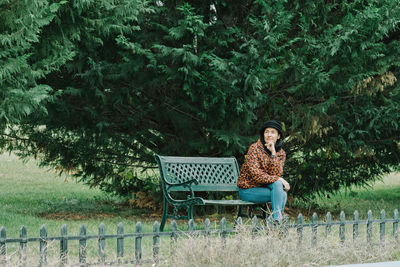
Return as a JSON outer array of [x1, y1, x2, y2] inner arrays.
[[0, 209, 398, 266]]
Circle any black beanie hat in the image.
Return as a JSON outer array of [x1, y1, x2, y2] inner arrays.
[[260, 120, 283, 137], [259, 120, 284, 153]]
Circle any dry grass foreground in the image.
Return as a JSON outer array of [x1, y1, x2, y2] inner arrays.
[[161, 227, 400, 267], [3, 226, 400, 266]]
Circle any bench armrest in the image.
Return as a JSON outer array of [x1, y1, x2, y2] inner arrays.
[[164, 176, 199, 200]]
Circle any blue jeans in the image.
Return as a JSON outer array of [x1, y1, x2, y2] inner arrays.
[[238, 180, 287, 221]]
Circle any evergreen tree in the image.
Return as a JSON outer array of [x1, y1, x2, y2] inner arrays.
[[0, 1, 66, 130], [2, 0, 400, 198]]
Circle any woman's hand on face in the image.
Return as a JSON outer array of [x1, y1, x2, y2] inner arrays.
[[266, 141, 276, 155]]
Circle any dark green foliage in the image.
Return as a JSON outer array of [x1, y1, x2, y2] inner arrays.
[[1, 0, 399, 198], [0, 0, 64, 126]]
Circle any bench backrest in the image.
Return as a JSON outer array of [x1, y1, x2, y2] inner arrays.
[[155, 155, 240, 191]]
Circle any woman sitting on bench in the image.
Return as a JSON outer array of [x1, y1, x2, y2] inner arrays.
[[237, 119, 290, 224]]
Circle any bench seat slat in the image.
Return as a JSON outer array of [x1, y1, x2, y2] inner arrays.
[[201, 199, 258, 206]]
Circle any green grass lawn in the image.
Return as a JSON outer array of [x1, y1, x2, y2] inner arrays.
[[0, 153, 159, 237], [293, 172, 400, 220], [1, 151, 399, 233]]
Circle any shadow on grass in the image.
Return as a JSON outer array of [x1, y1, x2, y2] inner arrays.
[[34, 200, 160, 221]]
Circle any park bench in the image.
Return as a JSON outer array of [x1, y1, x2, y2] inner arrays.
[[155, 155, 266, 231]]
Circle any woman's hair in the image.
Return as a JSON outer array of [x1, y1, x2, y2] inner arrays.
[[259, 120, 284, 154]]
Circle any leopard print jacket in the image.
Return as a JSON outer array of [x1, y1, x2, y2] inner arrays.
[[237, 139, 286, 189]]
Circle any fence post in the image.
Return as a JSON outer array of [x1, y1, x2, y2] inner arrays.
[[339, 211, 345, 243], [235, 217, 242, 231], [325, 212, 331, 238], [311, 213, 318, 247], [235, 217, 243, 244], [394, 209, 398, 242], [135, 222, 142, 265], [188, 219, 195, 234], [171, 220, 178, 243], [251, 216, 258, 237], [1, 227, 6, 265], [39, 225, 47, 267], [367, 210, 372, 244], [204, 218, 211, 237], [297, 213, 303, 246], [170, 220, 178, 256], [98, 223, 106, 264], [117, 222, 124, 261], [79, 224, 87, 266], [153, 221, 160, 263], [353, 210, 359, 241], [221, 217, 227, 246], [60, 224, 68, 265], [380, 209, 385, 243], [20, 226, 27, 266], [282, 214, 289, 237]]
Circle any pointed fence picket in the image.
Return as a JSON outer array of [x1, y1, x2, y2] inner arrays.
[[20, 226, 27, 265], [135, 221, 142, 265], [0, 209, 398, 266], [116, 222, 124, 261], [39, 225, 47, 266], [79, 224, 86, 265]]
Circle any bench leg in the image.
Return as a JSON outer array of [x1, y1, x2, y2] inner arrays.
[[248, 206, 253, 218], [262, 205, 268, 220], [246, 204, 271, 220], [188, 205, 194, 222], [160, 197, 168, 232], [237, 206, 253, 219], [237, 206, 245, 218]]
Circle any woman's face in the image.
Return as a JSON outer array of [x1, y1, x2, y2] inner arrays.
[[264, 127, 280, 144]]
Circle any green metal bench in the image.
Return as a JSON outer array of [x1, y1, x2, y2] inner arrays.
[[155, 155, 265, 231]]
